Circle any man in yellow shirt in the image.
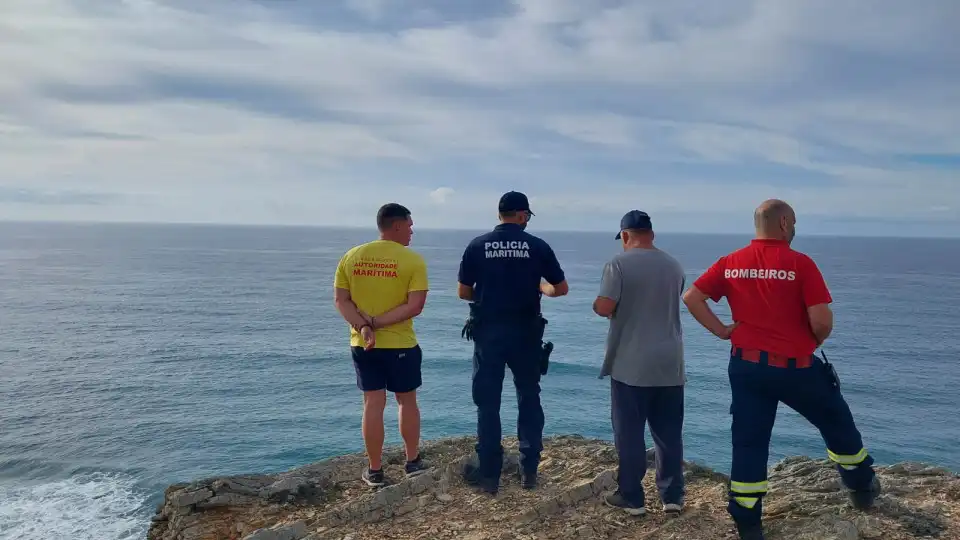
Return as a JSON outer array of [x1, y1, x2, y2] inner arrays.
[[334, 203, 430, 487]]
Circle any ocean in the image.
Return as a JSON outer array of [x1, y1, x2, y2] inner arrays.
[[0, 222, 958, 539]]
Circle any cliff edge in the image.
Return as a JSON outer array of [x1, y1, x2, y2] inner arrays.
[[148, 435, 959, 540]]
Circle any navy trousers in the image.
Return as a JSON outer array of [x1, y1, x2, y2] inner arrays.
[[472, 320, 544, 479], [611, 379, 685, 506], [727, 352, 876, 526]]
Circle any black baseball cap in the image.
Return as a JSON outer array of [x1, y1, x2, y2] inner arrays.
[[499, 191, 534, 215], [615, 210, 652, 239]]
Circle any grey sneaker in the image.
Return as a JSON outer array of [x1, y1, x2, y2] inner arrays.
[[604, 491, 646, 516], [663, 502, 683, 514], [361, 468, 385, 487], [404, 455, 430, 478]]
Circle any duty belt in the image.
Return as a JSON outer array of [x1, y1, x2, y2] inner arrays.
[[731, 347, 813, 369], [462, 303, 553, 376]]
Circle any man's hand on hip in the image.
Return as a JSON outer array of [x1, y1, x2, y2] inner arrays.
[[715, 322, 738, 340]]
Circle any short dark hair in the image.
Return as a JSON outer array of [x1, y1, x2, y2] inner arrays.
[[376, 203, 411, 231]]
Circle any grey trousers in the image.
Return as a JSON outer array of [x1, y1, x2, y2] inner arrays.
[[611, 379, 685, 506]]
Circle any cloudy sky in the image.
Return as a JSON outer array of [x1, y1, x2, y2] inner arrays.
[[1, 0, 957, 236]]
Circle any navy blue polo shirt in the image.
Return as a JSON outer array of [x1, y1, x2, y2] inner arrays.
[[458, 223, 565, 319]]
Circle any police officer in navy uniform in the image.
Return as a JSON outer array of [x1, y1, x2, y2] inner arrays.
[[683, 199, 881, 540], [457, 191, 569, 494]]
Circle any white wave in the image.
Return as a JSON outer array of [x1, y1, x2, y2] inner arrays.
[[0, 472, 148, 540]]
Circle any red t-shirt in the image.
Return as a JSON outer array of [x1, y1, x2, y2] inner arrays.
[[692, 239, 832, 358]]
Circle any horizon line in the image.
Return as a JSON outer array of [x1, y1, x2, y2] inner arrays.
[[1, 218, 958, 240]]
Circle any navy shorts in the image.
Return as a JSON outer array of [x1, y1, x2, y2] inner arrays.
[[351, 345, 423, 393]]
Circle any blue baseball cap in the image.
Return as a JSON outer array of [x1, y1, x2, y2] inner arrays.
[[499, 191, 535, 215], [615, 210, 652, 239]]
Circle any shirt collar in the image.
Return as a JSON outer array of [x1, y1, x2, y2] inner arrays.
[[751, 238, 789, 246]]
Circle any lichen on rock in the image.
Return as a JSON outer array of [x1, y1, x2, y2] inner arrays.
[[147, 435, 959, 540]]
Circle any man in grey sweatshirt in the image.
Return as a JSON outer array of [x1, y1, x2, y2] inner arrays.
[[592, 210, 687, 516]]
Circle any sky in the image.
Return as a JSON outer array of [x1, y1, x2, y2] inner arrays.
[[1, 0, 958, 236]]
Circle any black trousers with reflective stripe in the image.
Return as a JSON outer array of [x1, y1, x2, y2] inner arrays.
[[727, 353, 876, 526]]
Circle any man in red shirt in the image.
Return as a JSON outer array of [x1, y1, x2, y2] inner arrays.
[[683, 199, 880, 540]]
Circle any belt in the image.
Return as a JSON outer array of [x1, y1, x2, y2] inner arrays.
[[731, 347, 813, 369], [469, 307, 542, 322]]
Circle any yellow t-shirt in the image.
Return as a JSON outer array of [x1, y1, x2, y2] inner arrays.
[[334, 240, 429, 349]]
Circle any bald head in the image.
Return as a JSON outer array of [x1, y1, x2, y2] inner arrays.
[[754, 199, 796, 241]]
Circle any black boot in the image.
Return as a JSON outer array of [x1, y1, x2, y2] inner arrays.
[[518, 465, 538, 490], [735, 522, 765, 540], [850, 476, 882, 510], [462, 462, 498, 495]]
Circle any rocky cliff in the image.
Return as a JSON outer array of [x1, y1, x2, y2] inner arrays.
[[148, 435, 959, 540]]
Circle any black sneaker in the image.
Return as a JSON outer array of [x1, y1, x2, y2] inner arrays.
[[735, 523, 765, 540], [462, 462, 498, 495], [604, 491, 646, 516], [404, 455, 430, 478], [518, 467, 537, 490], [362, 468, 385, 487], [850, 476, 882, 510]]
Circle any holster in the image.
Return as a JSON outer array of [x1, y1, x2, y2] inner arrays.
[[540, 340, 553, 376], [819, 350, 841, 389], [537, 315, 551, 376]]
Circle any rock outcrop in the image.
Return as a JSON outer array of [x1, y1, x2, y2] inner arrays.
[[148, 435, 959, 540]]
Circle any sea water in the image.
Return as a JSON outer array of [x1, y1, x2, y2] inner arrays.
[[1, 222, 958, 539]]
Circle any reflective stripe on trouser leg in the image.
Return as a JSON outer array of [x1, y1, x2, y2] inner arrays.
[[827, 446, 876, 490], [730, 480, 768, 510], [828, 448, 868, 469]]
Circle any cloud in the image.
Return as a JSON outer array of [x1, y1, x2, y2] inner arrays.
[[428, 187, 455, 204], [0, 186, 123, 206], [0, 0, 957, 235], [345, 0, 389, 21]]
